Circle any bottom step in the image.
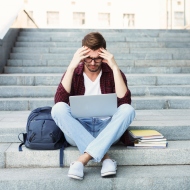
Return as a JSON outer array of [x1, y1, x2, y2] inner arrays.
[[0, 166, 189, 190]]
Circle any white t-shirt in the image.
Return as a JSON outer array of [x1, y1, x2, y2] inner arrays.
[[83, 70, 102, 95], [83, 71, 110, 120]]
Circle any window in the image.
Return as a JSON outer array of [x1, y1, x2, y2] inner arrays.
[[73, 12, 85, 26], [174, 12, 184, 26], [123, 14, 135, 28], [27, 11, 33, 27], [107, 2, 111, 6], [47, 12, 59, 26], [98, 13, 110, 26], [177, 1, 181, 5]]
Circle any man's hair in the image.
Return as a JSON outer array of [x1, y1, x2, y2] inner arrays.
[[82, 32, 106, 50]]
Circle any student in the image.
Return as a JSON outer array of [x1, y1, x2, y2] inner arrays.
[[51, 32, 135, 180]]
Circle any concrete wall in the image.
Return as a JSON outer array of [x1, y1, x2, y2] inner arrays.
[[0, 28, 20, 73], [0, 0, 24, 73], [0, 7, 25, 73]]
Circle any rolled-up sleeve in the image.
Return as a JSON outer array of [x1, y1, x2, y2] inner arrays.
[[54, 82, 70, 104], [117, 89, 131, 106], [117, 72, 131, 106]]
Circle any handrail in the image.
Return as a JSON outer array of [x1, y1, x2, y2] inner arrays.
[[23, 10, 39, 28], [184, 25, 190, 29], [0, 4, 23, 39]]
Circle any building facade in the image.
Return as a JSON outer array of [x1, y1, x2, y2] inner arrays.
[[23, 0, 190, 29]]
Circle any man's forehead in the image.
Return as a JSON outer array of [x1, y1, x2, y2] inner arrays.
[[83, 48, 101, 57], [88, 49, 100, 54], [88, 48, 100, 51]]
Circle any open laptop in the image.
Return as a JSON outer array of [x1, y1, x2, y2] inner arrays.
[[69, 93, 117, 118]]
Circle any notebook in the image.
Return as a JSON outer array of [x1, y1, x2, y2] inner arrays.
[[69, 93, 117, 118]]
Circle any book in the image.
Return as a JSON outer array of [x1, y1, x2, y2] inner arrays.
[[127, 129, 167, 149], [134, 142, 167, 147], [127, 146, 166, 149], [138, 138, 167, 143], [140, 136, 164, 140], [128, 143, 168, 149], [129, 130, 164, 139], [137, 141, 167, 144]]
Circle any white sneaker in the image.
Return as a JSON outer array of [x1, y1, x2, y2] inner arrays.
[[101, 159, 117, 177], [68, 161, 84, 180]]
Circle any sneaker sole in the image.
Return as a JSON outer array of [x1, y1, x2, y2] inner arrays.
[[101, 171, 116, 177], [68, 174, 83, 180]]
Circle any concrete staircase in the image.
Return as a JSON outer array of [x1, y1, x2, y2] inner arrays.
[[0, 29, 190, 189]]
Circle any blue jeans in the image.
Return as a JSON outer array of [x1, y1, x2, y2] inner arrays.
[[51, 102, 135, 162]]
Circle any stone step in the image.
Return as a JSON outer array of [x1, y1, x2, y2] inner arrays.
[[17, 36, 190, 42], [12, 47, 190, 54], [19, 31, 158, 37], [17, 36, 126, 42], [17, 33, 190, 40], [7, 59, 190, 67], [159, 32, 190, 37], [0, 109, 190, 142], [0, 97, 190, 111], [4, 66, 190, 74], [0, 165, 190, 189], [1, 74, 190, 86], [0, 141, 189, 168], [19, 31, 190, 37], [9, 52, 190, 61], [130, 48, 190, 54], [20, 28, 190, 33], [0, 86, 190, 98], [7, 59, 135, 67], [15, 41, 190, 48], [10, 52, 176, 60]]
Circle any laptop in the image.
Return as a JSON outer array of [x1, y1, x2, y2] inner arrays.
[[69, 93, 117, 118]]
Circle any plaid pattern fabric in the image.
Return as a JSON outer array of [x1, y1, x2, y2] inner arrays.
[[54, 62, 131, 107], [120, 130, 134, 146]]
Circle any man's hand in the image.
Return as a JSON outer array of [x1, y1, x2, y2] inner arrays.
[[61, 46, 89, 93], [69, 46, 90, 70], [98, 48, 118, 71], [99, 48, 127, 98]]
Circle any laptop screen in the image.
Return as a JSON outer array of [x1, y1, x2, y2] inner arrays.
[[69, 93, 117, 118]]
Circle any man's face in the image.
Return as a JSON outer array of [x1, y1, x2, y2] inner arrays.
[[83, 49, 102, 73]]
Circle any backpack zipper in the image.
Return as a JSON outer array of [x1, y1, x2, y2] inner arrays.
[[29, 132, 36, 142], [49, 133, 56, 142]]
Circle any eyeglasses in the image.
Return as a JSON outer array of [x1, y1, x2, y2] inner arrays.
[[84, 57, 103, 63]]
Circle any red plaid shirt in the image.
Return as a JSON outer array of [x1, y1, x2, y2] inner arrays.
[[54, 62, 131, 107]]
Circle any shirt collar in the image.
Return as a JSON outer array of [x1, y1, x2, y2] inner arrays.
[[75, 62, 111, 75]]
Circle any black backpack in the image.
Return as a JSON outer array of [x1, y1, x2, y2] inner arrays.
[[18, 106, 67, 167]]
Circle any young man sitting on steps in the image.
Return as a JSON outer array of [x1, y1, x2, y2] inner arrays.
[[51, 32, 135, 180]]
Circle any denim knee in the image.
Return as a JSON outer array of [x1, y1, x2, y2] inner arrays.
[[51, 102, 69, 118], [118, 104, 136, 119]]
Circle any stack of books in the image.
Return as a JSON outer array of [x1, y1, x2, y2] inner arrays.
[[127, 129, 168, 148]]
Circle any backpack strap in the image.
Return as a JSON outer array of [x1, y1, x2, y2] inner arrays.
[[59, 141, 68, 167], [18, 133, 67, 167], [18, 133, 27, 151], [59, 146, 64, 167]]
